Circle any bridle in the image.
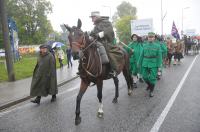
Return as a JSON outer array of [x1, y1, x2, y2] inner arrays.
[[72, 30, 102, 78]]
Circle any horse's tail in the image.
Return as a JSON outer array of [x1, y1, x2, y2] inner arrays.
[[121, 47, 130, 68]]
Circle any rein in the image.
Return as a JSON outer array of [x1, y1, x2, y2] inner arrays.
[[79, 34, 102, 78]]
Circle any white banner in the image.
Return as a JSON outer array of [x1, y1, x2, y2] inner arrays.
[[131, 18, 153, 36], [185, 29, 196, 36]]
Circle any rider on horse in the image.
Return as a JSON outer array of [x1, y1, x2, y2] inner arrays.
[[89, 11, 123, 77]]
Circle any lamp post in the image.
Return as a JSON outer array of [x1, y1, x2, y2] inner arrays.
[[161, 0, 163, 35], [181, 7, 190, 35], [161, 0, 167, 35]]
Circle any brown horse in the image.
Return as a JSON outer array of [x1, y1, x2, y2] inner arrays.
[[65, 19, 133, 125]]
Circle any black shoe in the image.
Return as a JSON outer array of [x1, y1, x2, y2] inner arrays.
[[149, 91, 154, 97], [31, 97, 40, 104], [133, 83, 137, 88], [139, 78, 144, 83], [51, 95, 56, 102]]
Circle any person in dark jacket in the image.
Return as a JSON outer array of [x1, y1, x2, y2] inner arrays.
[[30, 44, 58, 104], [66, 46, 73, 68]]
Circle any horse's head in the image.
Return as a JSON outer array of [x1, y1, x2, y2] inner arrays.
[[64, 19, 86, 60]]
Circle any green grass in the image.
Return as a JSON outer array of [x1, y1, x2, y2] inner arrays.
[[0, 55, 67, 82], [0, 57, 37, 82]]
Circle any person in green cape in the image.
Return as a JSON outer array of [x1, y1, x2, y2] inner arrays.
[[124, 34, 143, 88], [155, 35, 167, 80]]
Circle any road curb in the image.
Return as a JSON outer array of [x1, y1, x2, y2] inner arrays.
[[0, 75, 79, 111]]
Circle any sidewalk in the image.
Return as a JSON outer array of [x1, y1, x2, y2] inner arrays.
[[0, 60, 79, 110]]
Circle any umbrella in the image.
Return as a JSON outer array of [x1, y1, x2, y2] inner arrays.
[[46, 40, 55, 49], [52, 42, 65, 48]]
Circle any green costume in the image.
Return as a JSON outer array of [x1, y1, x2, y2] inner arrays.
[[141, 41, 162, 85], [160, 41, 168, 59], [125, 41, 143, 76], [30, 51, 58, 97], [140, 32, 162, 97]]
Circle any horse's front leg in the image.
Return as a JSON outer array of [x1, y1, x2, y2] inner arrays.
[[112, 76, 119, 103], [96, 80, 104, 118], [75, 80, 89, 125]]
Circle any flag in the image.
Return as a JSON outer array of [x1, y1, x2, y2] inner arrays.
[[171, 21, 180, 40]]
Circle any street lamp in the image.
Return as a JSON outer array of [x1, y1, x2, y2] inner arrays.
[[161, 0, 167, 35], [181, 7, 190, 35]]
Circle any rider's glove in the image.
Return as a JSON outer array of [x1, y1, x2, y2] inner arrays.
[[89, 36, 94, 41], [98, 31, 104, 38]]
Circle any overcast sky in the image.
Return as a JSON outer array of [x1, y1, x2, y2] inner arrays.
[[48, 0, 200, 35]]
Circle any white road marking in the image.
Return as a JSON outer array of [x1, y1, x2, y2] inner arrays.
[[0, 84, 80, 117], [150, 55, 198, 132]]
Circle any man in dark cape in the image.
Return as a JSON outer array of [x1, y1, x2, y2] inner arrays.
[[30, 44, 57, 104]]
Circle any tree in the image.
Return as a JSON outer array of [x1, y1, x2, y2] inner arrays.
[[117, 1, 137, 18], [5, 0, 53, 45], [113, 1, 137, 44]]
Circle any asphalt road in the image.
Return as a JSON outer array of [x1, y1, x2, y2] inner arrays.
[[0, 55, 199, 132]]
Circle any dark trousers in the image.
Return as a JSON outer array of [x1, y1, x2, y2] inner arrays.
[[67, 55, 72, 67]]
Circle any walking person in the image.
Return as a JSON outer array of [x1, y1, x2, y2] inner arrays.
[[140, 32, 162, 97], [155, 35, 167, 80], [173, 40, 184, 65], [124, 33, 143, 88], [57, 47, 65, 68], [166, 37, 173, 67], [30, 44, 58, 104], [66, 46, 73, 68]]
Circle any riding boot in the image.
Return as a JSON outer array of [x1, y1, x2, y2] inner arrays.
[[31, 96, 41, 104], [149, 84, 155, 97], [51, 95, 56, 102]]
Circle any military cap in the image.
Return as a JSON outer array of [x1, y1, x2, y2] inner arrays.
[[39, 44, 48, 49], [148, 32, 156, 37]]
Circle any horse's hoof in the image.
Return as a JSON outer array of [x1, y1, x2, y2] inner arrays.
[[128, 90, 132, 96], [75, 117, 81, 125], [112, 98, 118, 103], [97, 112, 104, 118]]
